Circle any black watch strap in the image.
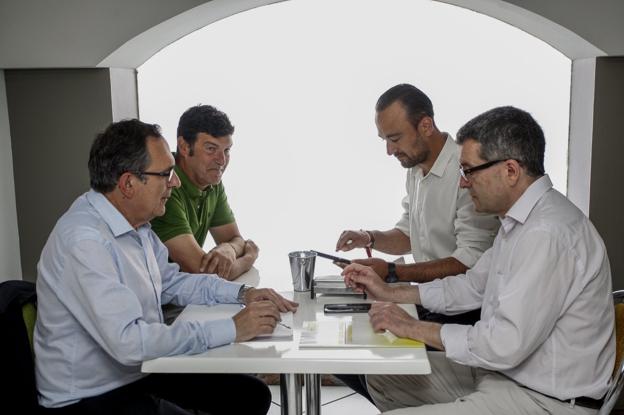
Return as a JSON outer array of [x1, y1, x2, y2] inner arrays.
[[386, 262, 398, 283]]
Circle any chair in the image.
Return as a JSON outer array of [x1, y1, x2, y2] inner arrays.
[[0, 280, 40, 413], [598, 290, 624, 414]]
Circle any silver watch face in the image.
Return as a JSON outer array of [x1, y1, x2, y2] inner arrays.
[[238, 285, 248, 302]]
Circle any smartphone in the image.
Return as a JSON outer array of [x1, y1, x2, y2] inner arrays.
[[311, 250, 352, 264], [324, 303, 372, 314]]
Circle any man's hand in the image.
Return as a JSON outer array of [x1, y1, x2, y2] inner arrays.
[[368, 302, 418, 338], [200, 243, 237, 277], [335, 230, 371, 252], [232, 301, 281, 342], [243, 239, 259, 260], [369, 303, 444, 349], [244, 288, 299, 313], [334, 257, 388, 280], [342, 263, 395, 301]]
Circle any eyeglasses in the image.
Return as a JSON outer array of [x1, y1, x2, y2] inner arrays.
[[459, 159, 506, 181], [137, 168, 176, 182]]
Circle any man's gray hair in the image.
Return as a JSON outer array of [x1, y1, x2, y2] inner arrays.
[[457, 106, 545, 177], [89, 119, 162, 193]]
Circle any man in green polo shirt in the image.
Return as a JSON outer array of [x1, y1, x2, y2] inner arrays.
[[151, 105, 258, 280]]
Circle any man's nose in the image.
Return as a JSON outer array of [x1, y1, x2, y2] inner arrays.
[[459, 175, 471, 189], [215, 150, 226, 165], [386, 141, 395, 156], [169, 170, 181, 188]]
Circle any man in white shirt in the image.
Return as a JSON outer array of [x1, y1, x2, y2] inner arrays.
[[343, 106, 615, 414], [334, 84, 498, 401], [336, 84, 498, 291]]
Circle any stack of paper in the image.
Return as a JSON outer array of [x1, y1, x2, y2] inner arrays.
[[253, 312, 294, 341], [299, 315, 423, 348], [312, 275, 365, 297]]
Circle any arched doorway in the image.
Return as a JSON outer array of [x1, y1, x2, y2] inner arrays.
[[134, 0, 581, 286]]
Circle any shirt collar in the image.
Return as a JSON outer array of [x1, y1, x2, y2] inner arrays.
[[427, 133, 456, 178], [500, 175, 552, 232], [86, 190, 139, 237], [175, 164, 213, 200]]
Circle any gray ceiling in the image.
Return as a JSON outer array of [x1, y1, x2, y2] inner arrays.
[[0, 0, 622, 69]]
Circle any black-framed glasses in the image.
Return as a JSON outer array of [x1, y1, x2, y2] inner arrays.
[[459, 159, 506, 181], [137, 168, 176, 182]]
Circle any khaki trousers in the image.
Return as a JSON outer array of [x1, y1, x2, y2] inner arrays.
[[366, 352, 597, 415]]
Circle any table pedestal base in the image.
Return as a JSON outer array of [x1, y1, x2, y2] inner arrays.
[[305, 374, 321, 415], [279, 373, 321, 415]]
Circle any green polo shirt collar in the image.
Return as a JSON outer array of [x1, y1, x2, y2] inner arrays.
[[175, 165, 213, 201]]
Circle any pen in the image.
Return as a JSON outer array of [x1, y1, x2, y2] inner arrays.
[[278, 321, 292, 330], [365, 246, 372, 258], [312, 250, 351, 264]]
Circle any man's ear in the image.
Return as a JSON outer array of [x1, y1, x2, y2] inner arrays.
[[177, 136, 190, 157], [505, 159, 523, 186], [118, 172, 137, 199], [418, 116, 434, 137]]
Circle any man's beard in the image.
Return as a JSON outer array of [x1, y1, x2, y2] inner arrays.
[[397, 151, 427, 168]]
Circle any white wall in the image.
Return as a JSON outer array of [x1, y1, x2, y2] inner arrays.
[[567, 58, 596, 215], [110, 68, 139, 121], [0, 70, 22, 281]]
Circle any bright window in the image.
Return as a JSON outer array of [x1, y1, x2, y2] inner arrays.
[[138, 0, 571, 290]]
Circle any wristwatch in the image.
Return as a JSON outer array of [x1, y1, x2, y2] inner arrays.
[[237, 285, 252, 304], [386, 262, 399, 283]]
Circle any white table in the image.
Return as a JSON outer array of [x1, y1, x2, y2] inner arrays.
[[142, 291, 430, 415]]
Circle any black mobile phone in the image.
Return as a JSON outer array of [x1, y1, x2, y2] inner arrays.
[[323, 303, 372, 314], [311, 250, 352, 264]]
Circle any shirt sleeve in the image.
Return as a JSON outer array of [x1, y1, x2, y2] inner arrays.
[[150, 189, 193, 242], [151, 230, 241, 306], [58, 235, 237, 367], [420, 247, 492, 315], [209, 184, 236, 227], [395, 195, 410, 236], [395, 170, 412, 236], [440, 229, 576, 371], [451, 189, 499, 268]]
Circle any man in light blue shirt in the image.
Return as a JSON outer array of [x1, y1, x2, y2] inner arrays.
[[35, 119, 297, 415]]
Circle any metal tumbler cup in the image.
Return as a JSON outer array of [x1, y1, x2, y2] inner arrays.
[[288, 251, 317, 291]]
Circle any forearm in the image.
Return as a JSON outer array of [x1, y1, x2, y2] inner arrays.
[[396, 257, 468, 283], [164, 234, 208, 274], [225, 253, 256, 280], [223, 236, 245, 257], [409, 320, 444, 351], [387, 284, 422, 305], [369, 228, 411, 255], [169, 247, 204, 274]]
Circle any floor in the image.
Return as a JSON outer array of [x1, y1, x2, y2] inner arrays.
[[266, 385, 379, 415]]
